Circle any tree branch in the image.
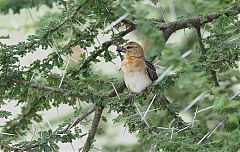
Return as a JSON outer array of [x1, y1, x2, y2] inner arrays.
[[10, 78, 94, 100], [1, 107, 95, 152], [3, 77, 96, 135], [195, 25, 220, 86], [82, 106, 104, 152], [78, 4, 240, 75], [80, 5, 240, 99], [210, 70, 220, 86], [2, 5, 239, 151], [8, 5, 239, 100], [57, 107, 96, 134], [195, 25, 206, 54], [78, 25, 136, 71], [3, 100, 39, 134], [158, 4, 240, 39], [27, 1, 86, 49]]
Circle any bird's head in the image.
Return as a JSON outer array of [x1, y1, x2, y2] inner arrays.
[[116, 41, 144, 58]]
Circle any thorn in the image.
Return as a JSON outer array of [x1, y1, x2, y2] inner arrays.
[[59, 56, 71, 88], [207, 120, 224, 138], [154, 66, 173, 85], [170, 127, 174, 139], [143, 94, 157, 120], [0, 132, 15, 136], [176, 125, 190, 133], [181, 50, 192, 58], [229, 90, 240, 100], [111, 82, 120, 99], [191, 106, 198, 127], [183, 92, 208, 112], [103, 13, 129, 33], [198, 132, 210, 144], [195, 105, 214, 114]]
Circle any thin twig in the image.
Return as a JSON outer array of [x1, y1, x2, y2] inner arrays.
[[158, 1, 167, 23], [26, 1, 87, 49], [157, 127, 178, 130], [58, 107, 96, 134], [107, 82, 126, 97], [70, 142, 76, 152], [181, 50, 192, 58], [10, 78, 94, 100], [29, 124, 36, 148], [78, 26, 135, 71], [196, 25, 220, 86], [44, 113, 53, 130], [56, 106, 60, 124]]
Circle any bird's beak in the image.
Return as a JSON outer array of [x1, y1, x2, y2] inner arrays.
[[116, 46, 127, 53]]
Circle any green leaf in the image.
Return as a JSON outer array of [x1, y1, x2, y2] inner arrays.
[[0, 110, 11, 119]]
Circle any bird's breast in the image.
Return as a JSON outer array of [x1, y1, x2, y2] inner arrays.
[[121, 58, 152, 93]]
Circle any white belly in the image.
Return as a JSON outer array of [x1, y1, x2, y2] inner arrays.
[[124, 71, 152, 93]]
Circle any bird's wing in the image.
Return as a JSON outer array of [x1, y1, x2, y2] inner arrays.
[[157, 95, 170, 105], [145, 60, 170, 104], [145, 60, 158, 81]]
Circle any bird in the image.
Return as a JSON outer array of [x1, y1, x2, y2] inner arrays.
[[116, 41, 169, 104]]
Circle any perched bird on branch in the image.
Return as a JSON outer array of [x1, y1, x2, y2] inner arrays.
[[116, 41, 169, 104]]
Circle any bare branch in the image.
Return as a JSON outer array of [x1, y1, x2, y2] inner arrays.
[[159, 4, 240, 39], [57, 107, 96, 134], [82, 106, 104, 152], [210, 71, 220, 87], [195, 25, 206, 54]]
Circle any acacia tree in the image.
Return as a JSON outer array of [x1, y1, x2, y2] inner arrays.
[[0, 0, 239, 151]]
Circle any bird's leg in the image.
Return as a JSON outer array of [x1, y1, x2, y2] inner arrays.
[[128, 92, 134, 102]]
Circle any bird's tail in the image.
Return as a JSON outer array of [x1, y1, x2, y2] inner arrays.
[[156, 95, 170, 106]]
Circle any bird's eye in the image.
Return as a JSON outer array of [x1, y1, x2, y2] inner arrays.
[[126, 46, 133, 49]]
